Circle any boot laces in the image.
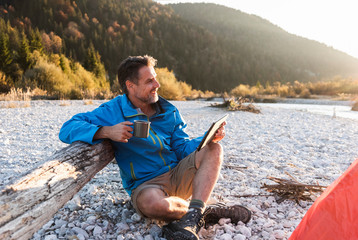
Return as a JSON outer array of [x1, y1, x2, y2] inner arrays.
[[182, 208, 205, 228]]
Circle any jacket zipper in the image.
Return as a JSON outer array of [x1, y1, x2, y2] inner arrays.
[[151, 128, 171, 170], [130, 162, 137, 180], [147, 116, 171, 171]]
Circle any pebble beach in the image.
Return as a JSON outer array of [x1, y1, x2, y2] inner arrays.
[[1, 99, 358, 240]]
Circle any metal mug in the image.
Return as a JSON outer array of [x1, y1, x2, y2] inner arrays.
[[133, 120, 150, 138]]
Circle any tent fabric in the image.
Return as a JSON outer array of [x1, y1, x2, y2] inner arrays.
[[289, 158, 358, 240]]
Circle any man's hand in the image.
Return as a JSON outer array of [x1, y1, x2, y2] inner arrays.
[[94, 121, 134, 143], [212, 121, 226, 143]]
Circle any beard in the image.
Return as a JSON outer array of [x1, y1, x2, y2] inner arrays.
[[135, 90, 159, 104]]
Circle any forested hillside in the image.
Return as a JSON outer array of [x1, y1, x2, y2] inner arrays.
[[0, 0, 357, 96], [170, 3, 358, 82]]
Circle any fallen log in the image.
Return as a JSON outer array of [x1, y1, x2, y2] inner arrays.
[[0, 141, 114, 240]]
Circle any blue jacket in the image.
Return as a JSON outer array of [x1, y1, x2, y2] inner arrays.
[[59, 95, 203, 196]]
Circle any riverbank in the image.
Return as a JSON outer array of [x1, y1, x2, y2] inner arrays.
[[1, 100, 358, 239]]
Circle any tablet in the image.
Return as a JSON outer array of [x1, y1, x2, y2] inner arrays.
[[197, 114, 228, 151]]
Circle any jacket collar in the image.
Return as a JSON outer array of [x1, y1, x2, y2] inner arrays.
[[121, 94, 143, 118]]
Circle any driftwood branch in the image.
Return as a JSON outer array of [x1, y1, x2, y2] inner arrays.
[[262, 173, 327, 204], [211, 97, 261, 114], [222, 164, 248, 171], [0, 141, 114, 240]]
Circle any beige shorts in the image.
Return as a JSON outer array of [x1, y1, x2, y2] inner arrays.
[[131, 151, 198, 217]]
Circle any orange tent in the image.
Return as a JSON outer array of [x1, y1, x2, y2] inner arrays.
[[289, 158, 358, 240]]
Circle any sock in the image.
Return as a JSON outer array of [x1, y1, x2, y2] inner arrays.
[[189, 199, 206, 214]]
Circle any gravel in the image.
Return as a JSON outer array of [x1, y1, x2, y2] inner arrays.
[[1, 99, 358, 239]]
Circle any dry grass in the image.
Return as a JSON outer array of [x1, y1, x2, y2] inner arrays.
[[83, 99, 94, 105], [0, 101, 31, 108], [0, 88, 31, 101], [0, 88, 32, 108], [59, 100, 71, 106]]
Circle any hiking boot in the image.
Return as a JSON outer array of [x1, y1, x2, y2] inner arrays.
[[203, 203, 251, 227], [162, 208, 205, 240]]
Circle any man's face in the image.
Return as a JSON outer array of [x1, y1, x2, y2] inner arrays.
[[129, 66, 160, 105]]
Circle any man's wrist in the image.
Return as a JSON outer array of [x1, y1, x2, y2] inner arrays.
[[94, 126, 110, 140]]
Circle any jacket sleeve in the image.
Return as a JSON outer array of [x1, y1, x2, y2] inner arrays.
[[170, 110, 203, 160], [59, 104, 111, 145]]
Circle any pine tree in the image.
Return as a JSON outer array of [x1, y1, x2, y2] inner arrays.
[[83, 44, 105, 78], [59, 54, 66, 71], [0, 32, 13, 74], [29, 28, 44, 53], [17, 32, 32, 71]]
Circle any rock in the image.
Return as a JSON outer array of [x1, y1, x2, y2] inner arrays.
[[59, 225, 67, 236], [219, 218, 231, 225], [283, 221, 293, 228], [68, 223, 75, 228], [93, 225, 103, 235], [287, 211, 296, 219], [255, 218, 266, 226], [80, 222, 89, 229], [224, 224, 236, 234], [44, 234, 58, 240], [144, 235, 154, 240], [103, 220, 109, 229], [72, 227, 89, 239], [220, 233, 233, 240], [42, 220, 54, 230], [116, 222, 130, 233], [55, 219, 67, 228], [122, 209, 131, 219], [131, 213, 141, 222], [273, 230, 286, 239], [135, 234, 144, 240], [66, 235, 78, 240], [85, 225, 95, 232], [77, 234, 85, 240], [237, 226, 251, 238], [86, 216, 97, 225], [149, 225, 162, 237], [261, 231, 270, 238], [249, 205, 261, 213], [267, 208, 278, 214], [233, 234, 246, 240], [68, 195, 82, 211]]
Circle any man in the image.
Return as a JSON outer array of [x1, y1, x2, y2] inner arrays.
[[59, 55, 251, 240]]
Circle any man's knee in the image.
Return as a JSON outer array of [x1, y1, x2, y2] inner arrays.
[[136, 188, 168, 217], [209, 142, 223, 157], [196, 142, 223, 168], [210, 142, 223, 166]]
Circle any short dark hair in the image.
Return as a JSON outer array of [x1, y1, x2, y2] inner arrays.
[[117, 55, 157, 94]]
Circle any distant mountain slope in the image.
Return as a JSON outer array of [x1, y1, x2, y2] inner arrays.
[[170, 3, 358, 82], [1, 0, 357, 92]]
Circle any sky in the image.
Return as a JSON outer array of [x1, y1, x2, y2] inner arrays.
[[155, 0, 358, 59]]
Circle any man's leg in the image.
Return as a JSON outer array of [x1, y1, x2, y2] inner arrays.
[[135, 143, 222, 221], [136, 188, 189, 221], [192, 142, 223, 203], [162, 143, 223, 239]]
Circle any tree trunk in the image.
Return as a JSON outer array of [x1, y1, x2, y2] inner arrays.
[[0, 141, 115, 240]]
